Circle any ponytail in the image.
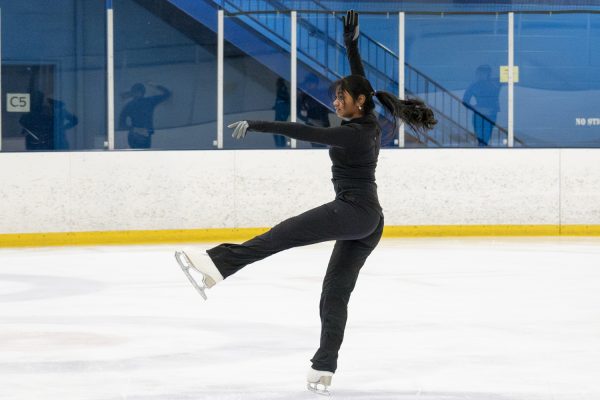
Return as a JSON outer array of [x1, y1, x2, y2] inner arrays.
[[330, 75, 437, 134], [374, 91, 437, 134]]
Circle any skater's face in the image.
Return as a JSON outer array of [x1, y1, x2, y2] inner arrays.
[[333, 88, 365, 120]]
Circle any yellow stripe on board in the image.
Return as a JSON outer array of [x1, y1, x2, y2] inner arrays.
[[0, 228, 270, 248], [560, 225, 600, 236], [1, 225, 600, 248], [383, 225, 560, 237]]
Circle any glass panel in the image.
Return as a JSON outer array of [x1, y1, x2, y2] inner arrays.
[[406, 14, 509, 147], [514, 13, 600, 147], [114, 0, 217, 150], [1, 0, 106, 152], [295, 12, 399, 149], [281, 1, 594, 14], [295, 12, 334, 149], [223, 11, 291, 149]]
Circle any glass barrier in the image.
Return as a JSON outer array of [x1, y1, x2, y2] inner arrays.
[[514, 13, 600, 147], [1, 0, 106, 152], [295, 12, 399, 149], [406, 14, 510, 147], [114, 0, 217, 150], [3, 2, 599, 151], [222, 12, 292, 149]]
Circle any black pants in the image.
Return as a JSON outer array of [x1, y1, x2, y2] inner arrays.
[[207, 198, 384, 372]]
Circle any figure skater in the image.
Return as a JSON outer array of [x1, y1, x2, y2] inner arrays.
[[175, 10, 437, 395]]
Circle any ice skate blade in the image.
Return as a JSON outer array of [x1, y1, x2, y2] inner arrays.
[[175, 251, 208, 300], [307, 382, 331, 396]]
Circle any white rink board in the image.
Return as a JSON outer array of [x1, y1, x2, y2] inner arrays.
[[0, 149, 599, 234]]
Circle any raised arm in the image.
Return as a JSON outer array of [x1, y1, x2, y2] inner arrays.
[[229, 120, 363, 148], [343, 10, 366, 77], [148, 83, 172, 105]]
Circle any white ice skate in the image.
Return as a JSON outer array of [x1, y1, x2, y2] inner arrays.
[[174, 248, 223, 300], [306, 367, 334, 396]]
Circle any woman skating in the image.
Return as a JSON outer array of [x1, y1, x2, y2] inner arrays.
[[175, 10, 437, 395]]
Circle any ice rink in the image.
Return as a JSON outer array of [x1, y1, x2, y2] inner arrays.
[[1, 238, 600, 400]]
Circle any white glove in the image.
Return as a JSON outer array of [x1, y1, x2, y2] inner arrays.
[[228, 121, 249, 139]]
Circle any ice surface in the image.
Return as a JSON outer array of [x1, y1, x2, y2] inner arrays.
[[1, 238, 600, 399]]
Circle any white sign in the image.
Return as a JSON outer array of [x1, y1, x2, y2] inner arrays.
[[7, 93, 30, 112], [576, 117, 600, 126], [500, 66, 519, 83]]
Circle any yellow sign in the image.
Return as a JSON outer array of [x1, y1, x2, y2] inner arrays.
[[500, 66, 519, 83]]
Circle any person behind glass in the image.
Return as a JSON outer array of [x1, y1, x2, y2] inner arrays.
[[377, 113, 397, 147], [49, 98, 78, 150], [19, 90, 53, 151], [119, 82, 171, 149], [272, 77, 290, 148], [174, 10, 436, 395], [462, 64, 501, 147], [298, 73, 331, 148]]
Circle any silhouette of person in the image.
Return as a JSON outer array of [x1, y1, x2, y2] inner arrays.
[[377, 113, 396, 147], [272, 78, 290, 148], [19, 90, 54, 151], [175, 11, 437, 394], [49, 98, 78, 150], [462, 65, 501, 146], [119, 82, 171, 149], [298, 74, 330, 148]]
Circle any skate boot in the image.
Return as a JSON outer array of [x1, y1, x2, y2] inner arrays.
[[174, 248, 223, 300], [306, 367, 334, 396]]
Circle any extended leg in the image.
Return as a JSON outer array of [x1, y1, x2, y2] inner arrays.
[[176, 200, 379, 300], [207, 200, 380, 278]]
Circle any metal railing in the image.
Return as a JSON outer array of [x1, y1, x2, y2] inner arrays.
[[212, 0, 522, 146]]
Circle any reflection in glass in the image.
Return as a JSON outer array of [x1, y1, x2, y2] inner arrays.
[[118, 83, 171, 149], [222, 13, 291, 149], [297, 70, 331, 149], [1, 0, 105, 152], [515, 13, 600, 147], [273, 77, 291, 148], [462, 64, 502, 147], [406, 14, 509, 147], [114, 0, 217, 150]]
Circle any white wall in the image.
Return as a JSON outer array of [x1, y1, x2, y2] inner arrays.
[[0, 149, 599, 234]]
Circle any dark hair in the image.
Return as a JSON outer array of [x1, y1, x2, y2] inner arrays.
[[476, 64, 492, 78], [330, 75, 437, 134], [130, 83, 146, 96]]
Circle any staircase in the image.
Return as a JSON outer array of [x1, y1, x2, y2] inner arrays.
[[164, 0, 523, 147]]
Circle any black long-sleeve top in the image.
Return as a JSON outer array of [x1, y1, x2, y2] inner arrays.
[[247, 40, 383, 216]]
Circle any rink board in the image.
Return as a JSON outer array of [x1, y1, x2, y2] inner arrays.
[[1, 149, 600, 246]]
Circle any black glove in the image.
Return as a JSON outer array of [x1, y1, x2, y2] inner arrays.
[[343, 10, 359, 47]]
